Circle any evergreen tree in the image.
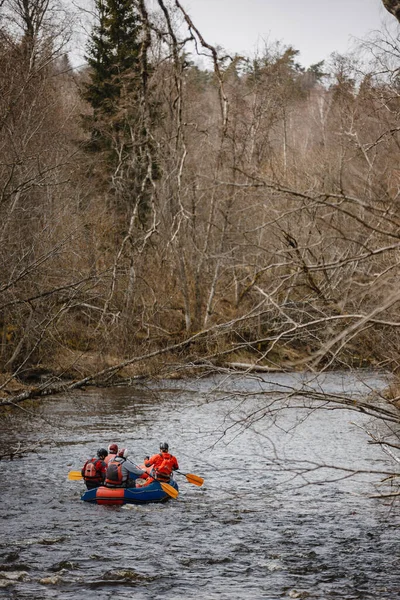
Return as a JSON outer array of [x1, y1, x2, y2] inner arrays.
[[83, 0, 158, 226], [83, 0, 142, 155], [83, 0, 160, 226]]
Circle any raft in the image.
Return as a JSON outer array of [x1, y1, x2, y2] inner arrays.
[[81, 479, 179, 505]]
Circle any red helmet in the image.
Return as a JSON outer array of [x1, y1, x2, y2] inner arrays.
[[108, 443, 118, 454], [118, 448, 129, 459]]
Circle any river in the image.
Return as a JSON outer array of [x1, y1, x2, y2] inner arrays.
[[0, 370, 399, 599]]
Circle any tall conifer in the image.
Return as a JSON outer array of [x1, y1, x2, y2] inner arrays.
[[83, 0, 142, 153], [83, 0, 157, 224]]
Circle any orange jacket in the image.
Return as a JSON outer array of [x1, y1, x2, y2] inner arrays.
[[145, 452, 179, 480]]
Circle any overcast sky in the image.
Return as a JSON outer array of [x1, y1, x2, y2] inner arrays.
[[179, 0, 393, 68], [70, 0, 396, 69]]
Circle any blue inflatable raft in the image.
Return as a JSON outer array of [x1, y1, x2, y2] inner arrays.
[[81, 479, 179, 505]]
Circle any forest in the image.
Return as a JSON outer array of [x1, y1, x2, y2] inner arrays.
[[1, 0, 400, 408]]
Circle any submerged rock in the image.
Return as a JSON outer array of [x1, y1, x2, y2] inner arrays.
[[39, 575, 61, 585], [0, 571, 29, 584], [101, 569, 150, 582]]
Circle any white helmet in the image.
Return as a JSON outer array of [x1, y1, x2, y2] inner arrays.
[[118, 448, 129, 459]]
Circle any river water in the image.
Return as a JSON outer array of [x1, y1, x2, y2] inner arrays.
[[0, 370, 399, 599]]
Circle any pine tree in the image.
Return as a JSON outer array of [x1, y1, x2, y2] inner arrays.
[[83, 0, 142, 155], [83, 0, 158, 224]]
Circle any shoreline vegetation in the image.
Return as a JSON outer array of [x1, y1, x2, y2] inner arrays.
[[1, 339, 399, 411], [1, 0, 400, 433]]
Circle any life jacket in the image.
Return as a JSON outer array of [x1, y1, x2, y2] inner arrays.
[[104, 458, 125, 487], [82, 458, 104, 484], [152, 453, 176, 482], [104, 453, 116, 465]]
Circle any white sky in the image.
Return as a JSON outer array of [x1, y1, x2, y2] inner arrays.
[[179, 0, 393, 68], [70, 0, 396, 70]]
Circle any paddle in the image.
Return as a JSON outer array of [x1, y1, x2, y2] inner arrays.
[[68, 470, 83, 481], [176, 471, 204, 486], [159, 481, 179, 499], [67, 470, 179, 499]]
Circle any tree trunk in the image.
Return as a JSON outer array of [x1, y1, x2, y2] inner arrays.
[[382, 0, 400, 22]]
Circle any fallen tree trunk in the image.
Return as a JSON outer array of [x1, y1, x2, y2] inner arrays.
[[223, 362, 282, 373], [1, 304, 268, 406]]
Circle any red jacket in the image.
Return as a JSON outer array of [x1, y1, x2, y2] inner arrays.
[[81, 458, 107, 483]]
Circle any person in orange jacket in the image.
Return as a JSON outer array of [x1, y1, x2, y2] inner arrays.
[[144, 442, 179, 483], [105, 443, 118, 465]]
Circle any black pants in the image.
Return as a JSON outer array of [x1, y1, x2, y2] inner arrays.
[[85, 481, 103, 490]]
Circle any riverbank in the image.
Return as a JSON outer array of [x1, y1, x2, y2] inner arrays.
[[0, 340, 395, 407]]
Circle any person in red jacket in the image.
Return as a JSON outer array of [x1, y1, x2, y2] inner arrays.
[[105, 443, 118, 465], [144, 442, 179, 483], [81, 448, 108, 490]]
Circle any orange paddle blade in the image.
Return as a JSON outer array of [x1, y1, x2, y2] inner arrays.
[[185, 473, 204, 486], [68, 470, 83, 480], [160, 482, 179, 499]]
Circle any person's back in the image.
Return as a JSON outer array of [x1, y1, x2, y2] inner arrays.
[[104, 449, 146, 488], [104, 442, 118, 465], [145, 442, 179, 482], [81, 448, 108, 490]]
